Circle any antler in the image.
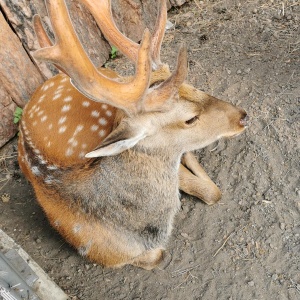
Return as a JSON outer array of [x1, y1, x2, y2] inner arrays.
[[78, 0, 167, 70], [144, 45, 188, 111], [33, 0, 151, 115], [33, 0, 187, 113], [77, 0, 187, 111]]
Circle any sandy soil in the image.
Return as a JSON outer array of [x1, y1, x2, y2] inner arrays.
[[0, 0, 299, 299]]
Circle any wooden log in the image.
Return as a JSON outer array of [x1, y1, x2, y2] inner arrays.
[[0, 12, 44, 147]]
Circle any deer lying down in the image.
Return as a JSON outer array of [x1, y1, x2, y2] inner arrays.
[[18, 0, 248, 269]]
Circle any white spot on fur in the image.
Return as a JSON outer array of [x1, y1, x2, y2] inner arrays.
[[58, 116, 67, 124], [54, 220, 60, 228], [37, 110, 44, 117], [42, 84, 49, 91], [47, 165, 58, 170], [91, 110, 100, 117], [31, 166, 41, 176], [37, 155, 47, 164], [78, 240, 92, 257], [60, 76, 68, 83], [65, 148, 74, 156], [79, 151, 85, 159], [53, 94, 61, 100], [73, 224, 82, 233], [48, 123, 53, 130], [49, 81, 55, 87], [82, 101, 90, 107], [38, 94, 46, 103], [101, 104, 108, 110], [33, 148, 40, 154], [72, 140, 78, 147], [41, 115, 48, 122], [62, 104, 71, 112], [44, 175, 54, 184], [64, 96, 72, 102], [47, 141, 51, 148], [99, 129, 106, 137], [59, 126, 67, 134], [74, 125, 84, 135], [106, 110, 113, 117], [98, 118, 108, 126], [81, 144, 87, 149], [90, 124, 99, 131]]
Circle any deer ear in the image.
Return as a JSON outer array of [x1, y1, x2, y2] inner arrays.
[[85, 124, 146, 158]]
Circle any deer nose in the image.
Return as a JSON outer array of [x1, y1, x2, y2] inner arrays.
[[240, 113, 249, 127]]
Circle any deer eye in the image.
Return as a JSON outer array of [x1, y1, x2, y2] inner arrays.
[[185, 116, 199, 125]]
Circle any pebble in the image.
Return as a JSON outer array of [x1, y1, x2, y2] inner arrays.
[[272, 274, 278, 281], [248, 281, 255, 286], [181, 232, 189, 239], [280, 223, 285, 230], [243, 248, 249, 256], [237, 69, 242, 75]]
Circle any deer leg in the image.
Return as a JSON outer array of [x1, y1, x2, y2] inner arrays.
[[179, 152, 221, 205], [131, 248, 164, 270]]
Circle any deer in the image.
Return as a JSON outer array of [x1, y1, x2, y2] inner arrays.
[[18, 0, 248, 270]]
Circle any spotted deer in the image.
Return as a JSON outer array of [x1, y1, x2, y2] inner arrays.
[[18, 0, 248, 269]]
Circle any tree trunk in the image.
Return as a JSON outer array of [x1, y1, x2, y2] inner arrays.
[[0, 0, 188, 147]]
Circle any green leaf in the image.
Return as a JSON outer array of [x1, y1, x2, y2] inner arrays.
[[110, 46, 118, 59], [13, 107, 23, 124]]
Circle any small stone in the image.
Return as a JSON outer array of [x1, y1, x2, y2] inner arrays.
[[280, 223, 285, 230], [252, 8, 258, 14], [243, 248, 249, 256], [1, 193, 10, 203], [248, 281, 255, 286], [227, 69, 231, 75], [181, 232, 189, 238], [272, 274, 278, 281], [237, 69, 242, 75]]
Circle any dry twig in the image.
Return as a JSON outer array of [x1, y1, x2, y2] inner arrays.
[[213, 232, 233, 257]]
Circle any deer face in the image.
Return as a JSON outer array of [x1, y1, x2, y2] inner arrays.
[[86, 87, 248, 158]]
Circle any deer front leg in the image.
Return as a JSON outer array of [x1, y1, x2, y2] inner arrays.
[[179, 152, 221, 205]]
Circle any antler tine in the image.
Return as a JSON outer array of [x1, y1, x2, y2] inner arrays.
[[33, 14, 67, 74], [78, 0, 167, 69], [151, 0, 168, 69], [78, 0, 139, 63], [33, 0, 152, 115], [144, 45, 188, 111], [33, 15, 53, 48]]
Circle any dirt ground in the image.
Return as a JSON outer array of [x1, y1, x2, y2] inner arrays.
[[0, 0, 299, 299]]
